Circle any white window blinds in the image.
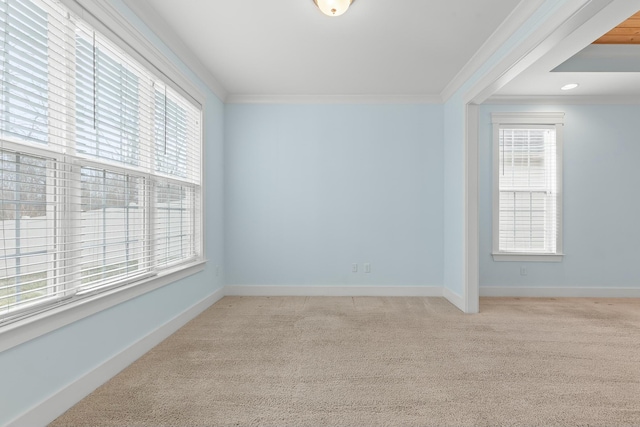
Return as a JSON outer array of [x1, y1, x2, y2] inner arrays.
[[492, 113, 563, 259], [0, 0, 202, 321]]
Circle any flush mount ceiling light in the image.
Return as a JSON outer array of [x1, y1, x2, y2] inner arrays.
[[313, 0, 354, 17], [561, 83, 579, 91]]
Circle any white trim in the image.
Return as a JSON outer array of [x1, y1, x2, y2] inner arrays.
[[4, 288, 225, 427], [224, 285, 443, 297], [492, 253, 564, 262], [491, 112, 565, 124], [225, 94, 443, 105], [199, 104, 207, 265], [480, 286, 640, 298], [443, 287, 465, 312], [467, 0, 601, 105], [60, 0, 206, 106], [489, 0, 640, 102], [485, 95, 640, 105], [119, 0, 227, 102], [440, 0, 547, 102], [0, 261, 206, 354]]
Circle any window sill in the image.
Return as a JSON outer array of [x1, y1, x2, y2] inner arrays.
[[492, 253, 564, 262], [0, 260, 206, 353]]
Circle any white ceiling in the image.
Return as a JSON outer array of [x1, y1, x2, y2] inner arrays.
[[140, 0, 520, 98]]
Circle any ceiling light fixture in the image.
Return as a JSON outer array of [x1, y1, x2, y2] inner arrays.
[[313, 0, 354, 17], [561, 83, 579, 91]]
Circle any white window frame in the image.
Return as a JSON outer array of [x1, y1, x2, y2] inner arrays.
[[491, 112, 564, 262], [0, 0, 206, 353]]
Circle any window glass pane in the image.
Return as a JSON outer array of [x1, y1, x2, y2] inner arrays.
[[154, 180, 195, 267], [0, 0, 49, 144], [80, 167, 147, 288], [0, 150, 53, 312]]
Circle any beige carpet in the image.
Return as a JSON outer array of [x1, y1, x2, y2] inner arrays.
[[50, 296, 640, 427]]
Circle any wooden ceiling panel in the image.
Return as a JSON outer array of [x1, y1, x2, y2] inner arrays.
[[593, 11, 640, 44]]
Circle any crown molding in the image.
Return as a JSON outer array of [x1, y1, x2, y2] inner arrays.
[[225, 94, 443, 105], [119, 0, 228, 102], [491, 111, 564, 124], [440, 0, 547, 102], [485, 94, 640, 104], [467, 0, 620, 106]]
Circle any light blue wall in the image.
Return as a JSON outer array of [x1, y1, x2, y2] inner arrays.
[[479, 103, 640, 288], [0, 1, 225, 424], [442, 94, 465, 296], [225, 104, 443, 287]]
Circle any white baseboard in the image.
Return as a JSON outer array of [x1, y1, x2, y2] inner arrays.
[[480, 286, 640, 298], [224, 285, 443, 297], [443, 287, 465, 311], [7, 287, 225, 427]]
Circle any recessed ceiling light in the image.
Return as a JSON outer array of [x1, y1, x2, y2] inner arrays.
[[561, 83, 579, 91]]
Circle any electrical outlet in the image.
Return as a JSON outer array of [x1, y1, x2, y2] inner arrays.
[[520, 266, 527, 276], [364, 263, 371, 273], [352, 263, 358, 273]]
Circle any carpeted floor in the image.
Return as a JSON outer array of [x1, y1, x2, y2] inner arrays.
[[50, 296, 640, 427]]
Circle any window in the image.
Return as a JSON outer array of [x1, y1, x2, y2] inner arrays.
[[0, 0, 202, 322], [491, 113, 563, 262]]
